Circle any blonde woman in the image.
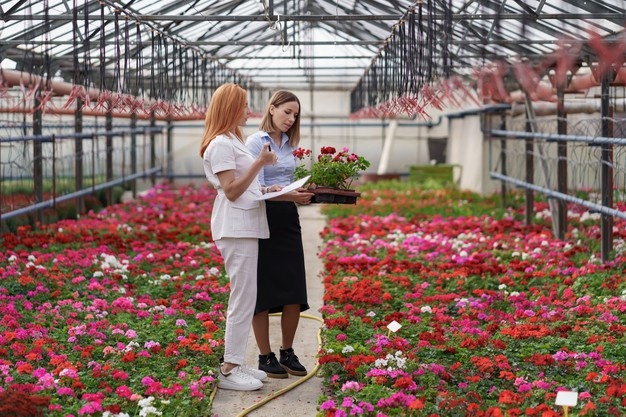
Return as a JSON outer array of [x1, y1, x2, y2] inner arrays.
[[199, 83, 279, 391]]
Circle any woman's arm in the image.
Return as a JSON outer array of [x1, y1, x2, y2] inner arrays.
[[269, 189, 314, 204], [217, 142, 275, 201]]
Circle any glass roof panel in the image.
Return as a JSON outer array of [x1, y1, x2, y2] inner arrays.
[[0, 0, 623, 93]]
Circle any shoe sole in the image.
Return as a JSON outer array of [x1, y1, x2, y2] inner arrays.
[[218, 380, 263, 391], [280, 364, 307, 376], [265, 371, 289, 379]]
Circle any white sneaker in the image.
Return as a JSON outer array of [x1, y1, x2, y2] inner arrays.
[[240, 365, 267, 381], [218, 366, 263, 391]]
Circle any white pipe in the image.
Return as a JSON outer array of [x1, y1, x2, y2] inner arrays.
[[510, 99, 626, 117], [377, 119, 398, 175]]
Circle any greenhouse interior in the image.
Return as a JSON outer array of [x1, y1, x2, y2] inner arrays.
[[1, 0, 626, 416]]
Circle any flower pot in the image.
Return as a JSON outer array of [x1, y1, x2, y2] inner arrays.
[[310, 187, 361, 204]]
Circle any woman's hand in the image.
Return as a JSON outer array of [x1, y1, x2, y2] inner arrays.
[[257, 142, 278, 166], [291, 189, 314, 205], [264, 184, 284, 194]]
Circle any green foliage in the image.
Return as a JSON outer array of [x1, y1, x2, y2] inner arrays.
[[320, 179, 507, 220]]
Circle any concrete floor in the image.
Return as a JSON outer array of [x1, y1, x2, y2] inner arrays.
[[209, 204, 327, 417]]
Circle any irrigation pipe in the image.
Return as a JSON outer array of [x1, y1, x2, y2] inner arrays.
[[220, 312, 324, 417]]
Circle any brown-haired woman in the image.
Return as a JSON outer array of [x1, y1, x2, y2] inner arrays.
[[245, 90, 314, 379]]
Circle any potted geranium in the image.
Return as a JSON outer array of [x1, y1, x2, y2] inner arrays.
[[293, 146, 370, 204]]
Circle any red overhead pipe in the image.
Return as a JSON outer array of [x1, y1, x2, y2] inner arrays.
[[567, 67, 626, 91], [1, 68, 99, 99], [0, 68, 206, 121], [0, 105, 205, 121], [507, 67, 626, 104]]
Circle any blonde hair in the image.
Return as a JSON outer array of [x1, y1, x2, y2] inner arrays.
[[258, 90, 301, 147], [199, 83, 247, 157]]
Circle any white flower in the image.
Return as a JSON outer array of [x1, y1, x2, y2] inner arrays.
[[123, 341, 140, 352], [396, 357, 407, 369], [342, 345, 354, 354], [420, 306, 432, 314], [374, 358, 388, 368]]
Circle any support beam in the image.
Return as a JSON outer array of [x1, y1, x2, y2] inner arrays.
[[600, 74, 614, 262], [555, 83, 568, 240], [3, 13, 621, 22]]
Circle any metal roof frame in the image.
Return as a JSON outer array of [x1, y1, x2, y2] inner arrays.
[[0, 0, 624, 95]]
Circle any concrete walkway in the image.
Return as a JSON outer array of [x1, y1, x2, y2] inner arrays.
[[210, 204, 327, 417]]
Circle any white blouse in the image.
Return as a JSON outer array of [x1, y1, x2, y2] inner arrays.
[[203, 134, 269, 240]]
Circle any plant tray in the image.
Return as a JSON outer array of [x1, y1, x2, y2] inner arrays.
[[310, 187, 361, 204]]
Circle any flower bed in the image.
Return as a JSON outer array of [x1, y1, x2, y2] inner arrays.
[[3, 181, 626, 416], [316, 184, 626, 416], [0, 184, 226, 416]]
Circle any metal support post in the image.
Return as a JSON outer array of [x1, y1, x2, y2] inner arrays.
[[33, 94, 44, 225], [130, 110, 138, 198], [524, 104, 534, 225], [556, 84, 567, 240], [166, 118, 173, 181], [74, 97, 85, 214], [600, 74, 614, 262], [150, 111, 156, 185], [499, 112, 507, 208], [105, 101, 114, 206]]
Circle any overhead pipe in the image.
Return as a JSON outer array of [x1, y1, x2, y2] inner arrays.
[[1, 68, 100, 100], [0, 68, 206, 121], [510, 99, 626, 117], [0, 106, 205, 121], [508, 67, 626, 103]]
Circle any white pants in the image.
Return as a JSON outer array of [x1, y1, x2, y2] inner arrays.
[[215, 237, 258, 365]]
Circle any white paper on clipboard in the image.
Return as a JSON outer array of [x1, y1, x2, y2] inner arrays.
[[256, 175, 311, 200]]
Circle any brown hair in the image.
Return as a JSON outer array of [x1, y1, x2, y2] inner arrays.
[[258, 90, 301, 147], [199, 83, 247, 157]]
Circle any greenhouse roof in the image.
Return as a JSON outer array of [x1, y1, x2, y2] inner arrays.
[[0, 0, 624, 93]]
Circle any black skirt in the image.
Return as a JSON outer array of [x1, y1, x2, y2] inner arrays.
[[255, 200, 310, 314]]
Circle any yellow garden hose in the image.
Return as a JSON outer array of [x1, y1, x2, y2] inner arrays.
[[234, 312, 324, 417]]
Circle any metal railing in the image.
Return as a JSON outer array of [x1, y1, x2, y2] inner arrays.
[[1, 121, 169, 228]]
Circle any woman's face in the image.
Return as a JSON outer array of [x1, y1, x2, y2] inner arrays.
[[270, 100, 299, 133], [236, 100, 249, 127]]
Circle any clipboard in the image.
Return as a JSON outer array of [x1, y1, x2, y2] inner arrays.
[[256, 175, 311, 200]]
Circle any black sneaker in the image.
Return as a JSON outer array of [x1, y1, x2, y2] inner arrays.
[[259, 352, 288, 379], [279, 347, 307, 376]]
